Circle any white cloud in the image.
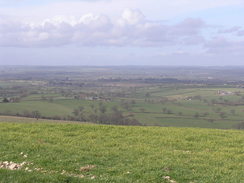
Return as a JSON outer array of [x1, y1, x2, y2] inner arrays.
[[1, 7, 244, 60], [0, 9, 207, 47], [119, 9, 145, 25]]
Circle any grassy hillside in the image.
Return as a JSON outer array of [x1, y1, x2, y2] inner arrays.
[[0, 119, 243, 183]]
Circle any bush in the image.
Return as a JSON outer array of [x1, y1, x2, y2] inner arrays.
[[2, 98, 9, 103]]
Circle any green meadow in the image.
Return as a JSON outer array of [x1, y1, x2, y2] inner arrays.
[[0, 119, 243, 183], [1, 86, 244, 129]]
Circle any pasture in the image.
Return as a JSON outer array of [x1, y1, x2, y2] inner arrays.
[[0, 120, 243, 183], [1, 85, 244, 129]]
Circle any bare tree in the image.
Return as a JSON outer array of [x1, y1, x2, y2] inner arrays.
[[32, 111, 41, 120]]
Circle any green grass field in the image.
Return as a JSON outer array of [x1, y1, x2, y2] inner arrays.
[[1, 86, 244, 129], [0, 118, 243, 183]]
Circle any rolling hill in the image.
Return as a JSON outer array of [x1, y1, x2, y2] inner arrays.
[[0, 117, 243, 183]]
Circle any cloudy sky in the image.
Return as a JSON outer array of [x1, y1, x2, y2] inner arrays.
[[0, 0, 244, 66]]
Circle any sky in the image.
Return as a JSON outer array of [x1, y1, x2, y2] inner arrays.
[[0, 0, 244, 66]]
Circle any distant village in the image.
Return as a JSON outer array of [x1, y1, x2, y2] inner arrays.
[[217, 90, 234, 96], [74, 93, 112, 101]]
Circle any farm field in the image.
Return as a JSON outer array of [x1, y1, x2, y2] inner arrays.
[[0, 120, 243, 183], [1, 84, 244, 129]]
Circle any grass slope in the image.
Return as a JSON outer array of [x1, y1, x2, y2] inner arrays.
[[0, 120, 243, 183]]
